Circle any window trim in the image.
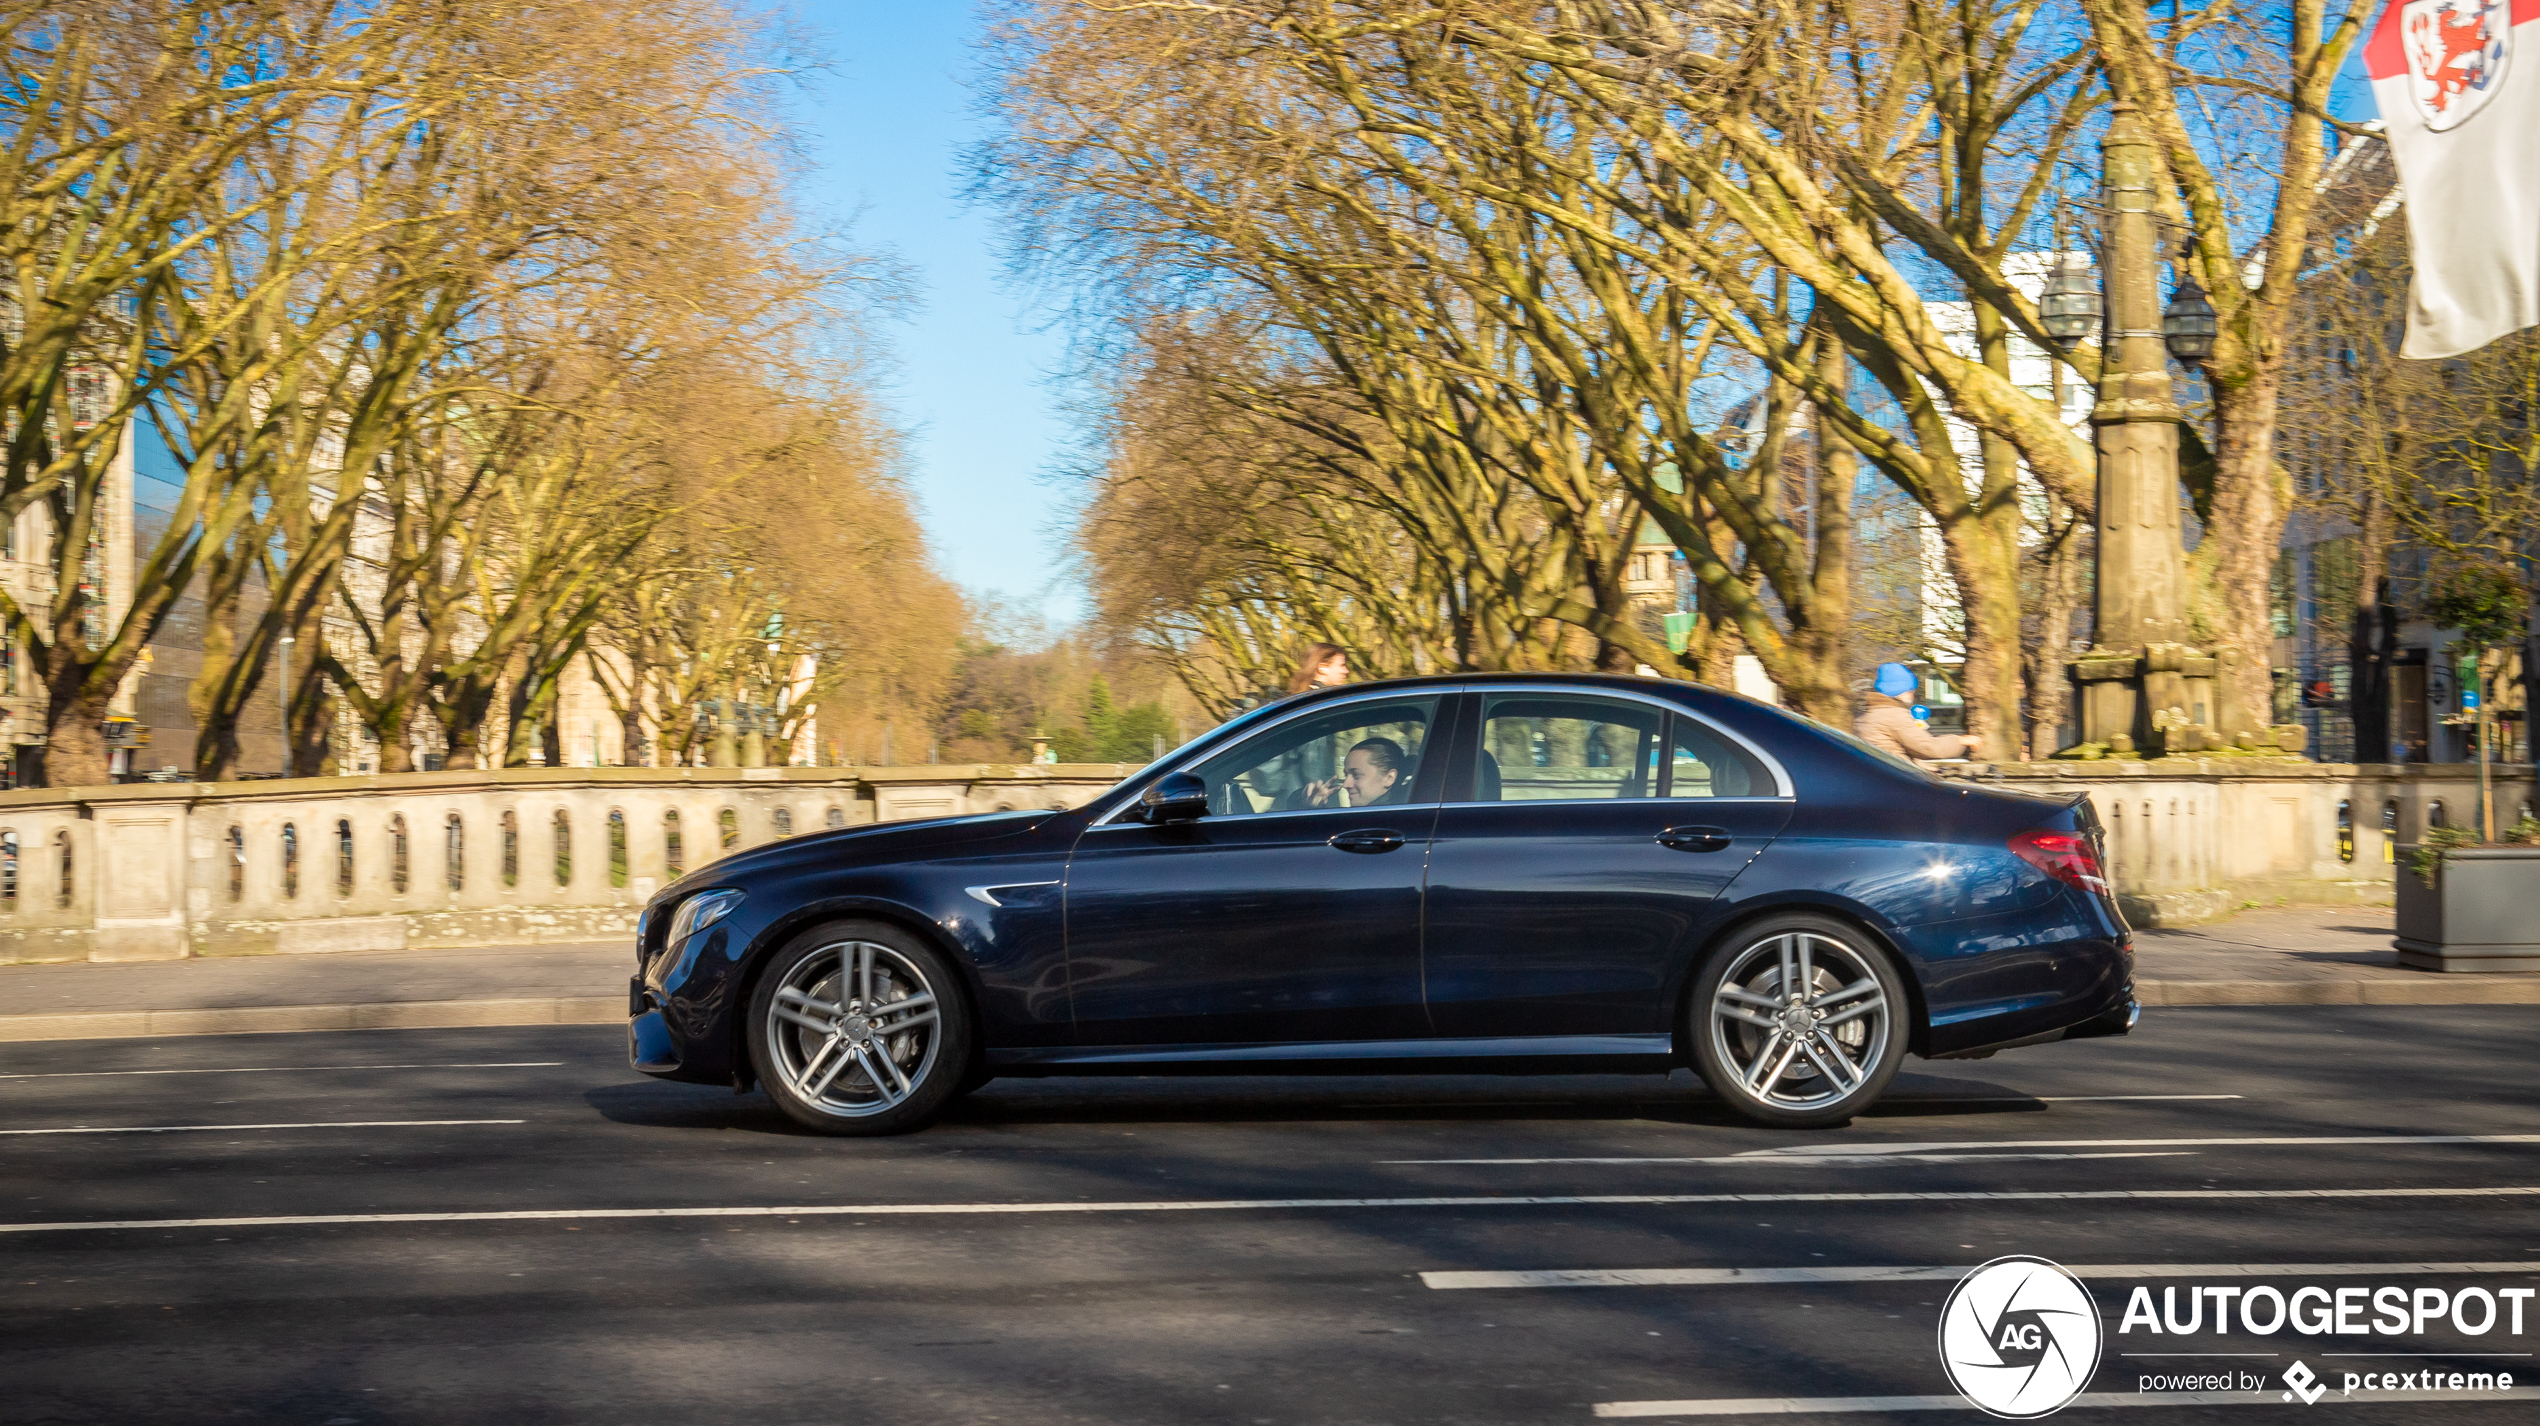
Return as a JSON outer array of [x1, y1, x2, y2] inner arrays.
[[1092, 686, 1466, 826], [1451, 683, 1793, 805]]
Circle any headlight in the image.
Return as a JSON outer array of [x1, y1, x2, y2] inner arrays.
[[664, 888, 745, 955]]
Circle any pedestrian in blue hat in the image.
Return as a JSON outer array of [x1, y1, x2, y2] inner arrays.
[[1856, 662, 1975, 766]]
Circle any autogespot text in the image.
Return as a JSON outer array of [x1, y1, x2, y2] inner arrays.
[[2117, 1283, 2534, 1338], [2120, 1282, 2530, 1399]]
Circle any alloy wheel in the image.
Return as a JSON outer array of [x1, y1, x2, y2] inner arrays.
[[764, 939, 943, 1118], [1706, 930, 1892, 1112]]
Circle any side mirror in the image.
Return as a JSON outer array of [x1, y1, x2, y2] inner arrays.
[[1140, 771, 1207, 823]]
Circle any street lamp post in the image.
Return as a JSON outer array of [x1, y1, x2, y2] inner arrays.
[[2071, 104, 2196, 757], [2061, 104, 2295, 760]]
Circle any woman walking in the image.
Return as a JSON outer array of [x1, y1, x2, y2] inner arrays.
[[1284, 642, 1351, 697]]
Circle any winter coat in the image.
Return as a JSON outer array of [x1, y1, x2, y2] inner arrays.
[[1855, 695, 1973, 765]]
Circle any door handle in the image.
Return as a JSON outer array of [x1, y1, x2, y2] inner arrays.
[[1656, 825, 1733, 853], [1329, 828, 1407, 854]]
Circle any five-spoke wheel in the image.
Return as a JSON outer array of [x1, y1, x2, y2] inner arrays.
[[748, 921, 974, 1134], [1690, 913, 1907, 1127]]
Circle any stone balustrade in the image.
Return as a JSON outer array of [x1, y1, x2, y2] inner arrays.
[[1963, 760, 2538, 925], [0, 765, 1136, 964], [4, 758, 2527, 963]]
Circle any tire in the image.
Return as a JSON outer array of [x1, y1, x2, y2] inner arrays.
[[1688, 912, 1909, 1128], [747, 920, 975, 1136]]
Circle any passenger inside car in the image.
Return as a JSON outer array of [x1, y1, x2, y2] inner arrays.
[[1289, 737, 1409, 808], [1195, 699, 1436, 816]]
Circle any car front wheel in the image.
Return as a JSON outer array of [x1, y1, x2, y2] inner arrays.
[[1690, 914, 1908, 1128], [748, 921, 974, 1135]]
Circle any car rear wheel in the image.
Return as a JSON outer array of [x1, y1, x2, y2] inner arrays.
[[1690, 913, 1907, 1128], [748, 921, 973, 1135]]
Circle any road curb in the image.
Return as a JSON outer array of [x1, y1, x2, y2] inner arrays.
[[0, 997, 622, 1042], [2138, 978, 2540, 1006]]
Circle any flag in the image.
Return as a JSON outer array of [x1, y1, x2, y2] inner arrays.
[[2366, 0, 2540, 357]]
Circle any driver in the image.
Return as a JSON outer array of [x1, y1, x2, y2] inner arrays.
[[1303, 737, 1408, 808]]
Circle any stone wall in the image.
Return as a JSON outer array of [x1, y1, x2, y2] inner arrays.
[[8, 759, 2525, 962], [1966, 761, 2539, 925], [0, 765, 1135, 964]]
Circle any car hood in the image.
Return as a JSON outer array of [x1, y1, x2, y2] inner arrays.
[[650, 808, 1064, 901]]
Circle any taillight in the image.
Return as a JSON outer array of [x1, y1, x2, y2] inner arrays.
[[2009, 827, 2109, 895]]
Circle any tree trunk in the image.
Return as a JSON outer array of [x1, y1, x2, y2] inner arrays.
[[194, 706, 245, 784], [620, 704, 648, 768], [188, 544, 252, 781], [2207, 371, 2293, 732], [615, 649, 650, 768], [40, 680, 114, 789], [2348, 489, 2394, 763], [1777, 388, 1860, 726], [1940, 505, 2026, 762], [286, 631, 331, 779], [430, 675, 502, 771], [2025, 495, 2083, 760], [504, 661, 569, 767], [502, 670, 538, 768]]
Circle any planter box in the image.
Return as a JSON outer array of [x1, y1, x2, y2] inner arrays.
[[2395, 844, 2540, 973]]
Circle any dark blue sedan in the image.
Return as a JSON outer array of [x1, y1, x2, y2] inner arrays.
[[628, 674, 2136, 1133]]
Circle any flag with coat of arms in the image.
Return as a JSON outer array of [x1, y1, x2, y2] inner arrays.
[[2366, 0, 2540, 357]]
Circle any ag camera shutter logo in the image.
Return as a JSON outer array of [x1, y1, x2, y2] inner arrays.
[[1939, 1256, 2104, 1417]]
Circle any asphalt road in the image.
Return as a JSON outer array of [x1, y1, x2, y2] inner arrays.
[[4, 1006, 2537, 1425]]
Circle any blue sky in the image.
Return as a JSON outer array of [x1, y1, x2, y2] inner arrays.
[[772, 4, 2382, 632], [784, 3, 1079, 625]]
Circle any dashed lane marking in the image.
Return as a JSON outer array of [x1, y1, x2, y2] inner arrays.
[[0, 1063, 564, 1081], [1915, 1094, 2243, 1103], [1425, 1260, 2540, 1289], [0, 1119, 527, 1136], [5, 1183, 2540, 1235], [1592, 1387, 2540, 1417], [1389, 1133, 2540, 1164]]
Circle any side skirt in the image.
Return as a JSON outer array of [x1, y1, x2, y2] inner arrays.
[[987, 1033, 1677, 1078]]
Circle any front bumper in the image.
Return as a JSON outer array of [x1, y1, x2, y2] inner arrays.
[[629, 1007, 679, 1075]]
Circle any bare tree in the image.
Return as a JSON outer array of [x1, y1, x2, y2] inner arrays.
[[2285, 146, 2540, 763]]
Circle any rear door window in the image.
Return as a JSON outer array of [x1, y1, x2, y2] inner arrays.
[[1472, 695, 1665, 802]]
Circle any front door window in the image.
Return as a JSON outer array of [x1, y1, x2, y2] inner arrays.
[[1191, 697, 1441, 815]]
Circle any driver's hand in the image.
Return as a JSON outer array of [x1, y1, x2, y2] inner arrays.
[[1304, 778, 1336, 806]]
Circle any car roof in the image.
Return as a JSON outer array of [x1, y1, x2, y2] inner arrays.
[[1275, 670, 1782, 715]]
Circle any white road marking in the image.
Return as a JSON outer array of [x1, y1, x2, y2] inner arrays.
[[1902, 1095, 2244, 1103], [1390, 1133, 2540, 1164], [0, 1119, 526, 1136], [1593, 1387, 2540, 1417], [0, 1063, 563, 1081], [1425, 1260, 2540, 1290], [6, 1183, 2540, 1236], [2033, 1095, 2242, 1102]]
